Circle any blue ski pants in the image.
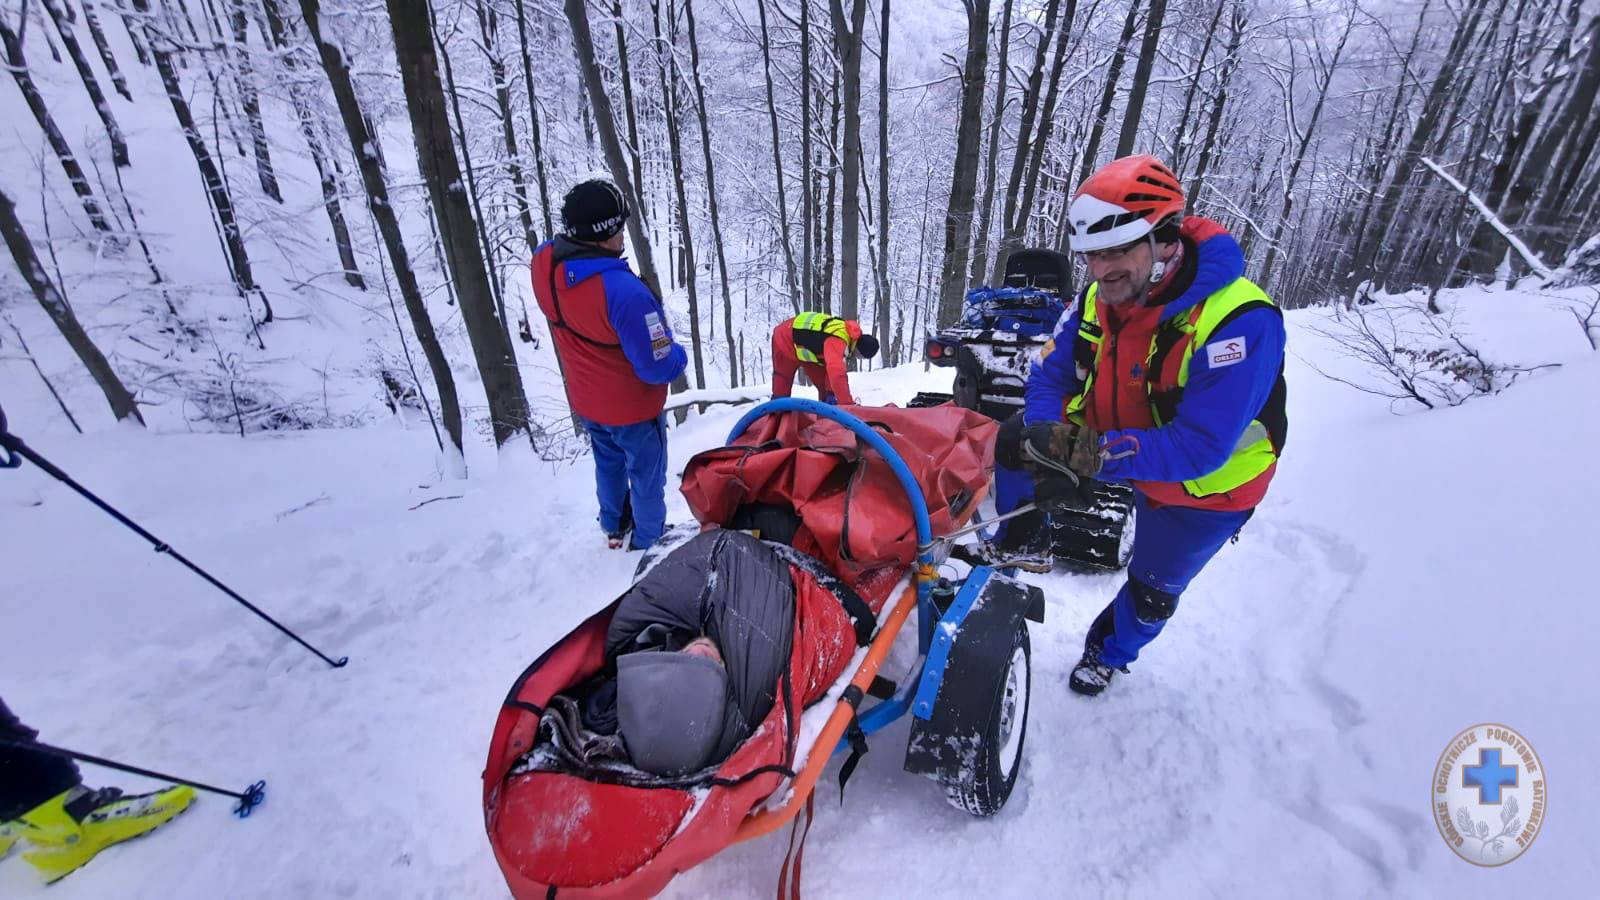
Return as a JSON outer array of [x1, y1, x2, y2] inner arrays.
[[581, 415, 669, 549], [994, 463, 1251, 667]]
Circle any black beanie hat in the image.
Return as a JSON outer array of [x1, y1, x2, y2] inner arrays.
[[561, 178, 630, 242], [856, 334, 880, 359]]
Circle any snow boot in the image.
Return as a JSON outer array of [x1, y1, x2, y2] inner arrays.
[[1068, 645, 1125, 697], [950, 541, 1053, 574], [17, 784, 195, 883]]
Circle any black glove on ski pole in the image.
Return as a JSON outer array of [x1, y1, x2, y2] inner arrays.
[[0, 404, 349, 668], [0, 737, 266, 818]]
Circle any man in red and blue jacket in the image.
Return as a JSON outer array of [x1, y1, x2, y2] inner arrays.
[[533, 179, 687, 550], [956, 156, 1288, 697]]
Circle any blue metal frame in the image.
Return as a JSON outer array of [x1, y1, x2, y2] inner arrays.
[[725, 399, 956, 753]]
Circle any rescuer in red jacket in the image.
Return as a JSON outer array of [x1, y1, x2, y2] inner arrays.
[[533, 179, 688, 550], [770, 313, 879, 405]]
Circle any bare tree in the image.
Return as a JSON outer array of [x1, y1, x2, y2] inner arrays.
[[513, 0, 554, 236], [225, 0, 281, 201], [757, 0, 802, 313], [830, 0, 868, 327], [874, 0, 891, 357], [651, 0, 705, 387], [40, 0, 129, 168], [1078, 0, 1142, 183], [297, 0, 461, 453], [1, 185, 143, 424], [684, 0, 738, 384], [78, 0, 132, 101], [1, 19, 113, 234], [935, 0, 991, 326], [388, 0, 531, 446], [1115, 0, 1169, 158], [258, 0, 364, 289], [970, 0, 1015, 288]]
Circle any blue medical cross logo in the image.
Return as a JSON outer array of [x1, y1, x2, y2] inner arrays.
[[1463, 748, 1518, 804]]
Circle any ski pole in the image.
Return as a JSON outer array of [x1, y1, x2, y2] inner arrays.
[[0, 737, 266, 818], [0, 405, 349, 668]]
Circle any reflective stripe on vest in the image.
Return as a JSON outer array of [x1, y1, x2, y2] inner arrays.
[[1064, 277, 1282, 498], [791, 312, 851, 364]]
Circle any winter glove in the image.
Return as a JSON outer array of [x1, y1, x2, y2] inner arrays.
[[1032, 473, 1094, 514], [1020, 422, 1105, 480]]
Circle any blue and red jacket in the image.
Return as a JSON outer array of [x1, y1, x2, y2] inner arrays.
[[1023, 218, 1286, 511], [533, 238, 688, 426]]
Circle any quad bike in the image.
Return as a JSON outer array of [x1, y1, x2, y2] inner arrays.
[[914, 248, 1135, 571]]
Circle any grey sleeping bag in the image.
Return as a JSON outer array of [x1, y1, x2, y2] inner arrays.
[[605, 528, 796, 771]]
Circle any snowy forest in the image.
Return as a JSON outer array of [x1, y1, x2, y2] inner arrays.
[[4, 0, 1598, 461]]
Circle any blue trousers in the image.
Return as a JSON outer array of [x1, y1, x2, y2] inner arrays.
[[582, 415, 669, 549], [994, 464, 1250, 667], [1094, 495, 1251, 667]]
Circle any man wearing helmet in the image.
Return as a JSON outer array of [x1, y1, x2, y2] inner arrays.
[[955, 155, 1288, 697]]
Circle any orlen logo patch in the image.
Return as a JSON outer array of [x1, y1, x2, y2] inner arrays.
[[1205, 337, 1246, 368]]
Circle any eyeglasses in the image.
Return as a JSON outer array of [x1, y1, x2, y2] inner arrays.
[[1076, 240, 1144, 265]]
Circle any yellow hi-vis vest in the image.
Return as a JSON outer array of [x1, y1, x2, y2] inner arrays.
[[1063, 277, 1287, 498], [790, 312, 852, 364]]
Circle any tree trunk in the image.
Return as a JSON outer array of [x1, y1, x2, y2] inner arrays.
[[1077, 0, 1141, 184], [430, 6, 508, 342], [1171, 0, 1226, 176], [0, 21, 113, 233], [611, 0, 649, 226], [387, 0, 530, 447], [989, 0, 1060, 286], [801, 0, 815, 309], [1259, 14, 1354, 288], [935, 0, 991, 327], [0, 186, 143, 425], [1188, 1, 1244, 213], [970, 0, 1015, 288], [1115, 0, 1168, 158], [564, 0, 690, 408], [41, 0, 130, 168], [830, 0, 868, 326], [259, 0, 364, 288], [298, 0, 460, 452], [683, 0, 738, 385], [131, 1, 260, 302], [224, 0, 281, 201], [476, 2, 538, 262], [79, 0, 132, 100], [1348, 0, 1494, 293], [652, 0, 705, 387], [821, 66, 841, 315], [514, 0, 554, 236], [110, 0, 151, 65], [1485, 15, 1600, 265], [875, 0, 892, 358], [758, 0, 802, 314], [998, 0, 1074, 275]]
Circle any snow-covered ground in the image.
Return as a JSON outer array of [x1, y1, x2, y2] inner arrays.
[[3, 285, 1599, 898]]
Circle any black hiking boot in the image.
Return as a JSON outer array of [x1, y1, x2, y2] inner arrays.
[[1068, 645, 1125, 697]]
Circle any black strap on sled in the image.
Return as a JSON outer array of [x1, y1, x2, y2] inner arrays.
[[836, 685, 871, 803]]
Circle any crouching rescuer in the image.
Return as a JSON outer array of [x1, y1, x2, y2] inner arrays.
[[957, 155, 1288, 697], [533, 178, 688, 550], [770, 313, 879, 405]]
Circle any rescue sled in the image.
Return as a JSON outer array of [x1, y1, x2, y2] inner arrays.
[[482, 400, 1043, 898]]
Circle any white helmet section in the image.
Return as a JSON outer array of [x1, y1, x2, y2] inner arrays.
[[1067, 193, 1154, 253]]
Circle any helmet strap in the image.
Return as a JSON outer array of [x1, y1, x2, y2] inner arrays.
[[1148, 232, 1166, 284]]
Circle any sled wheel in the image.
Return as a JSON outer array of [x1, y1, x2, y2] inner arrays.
[[945, 625, 1031, 817]]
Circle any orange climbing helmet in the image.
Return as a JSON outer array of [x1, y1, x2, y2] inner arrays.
[[1066, 155, 1185, 253]]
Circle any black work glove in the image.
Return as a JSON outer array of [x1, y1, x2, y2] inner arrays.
[[1032, 473, 1094, 513], [1021, 421, 1104, 480]]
